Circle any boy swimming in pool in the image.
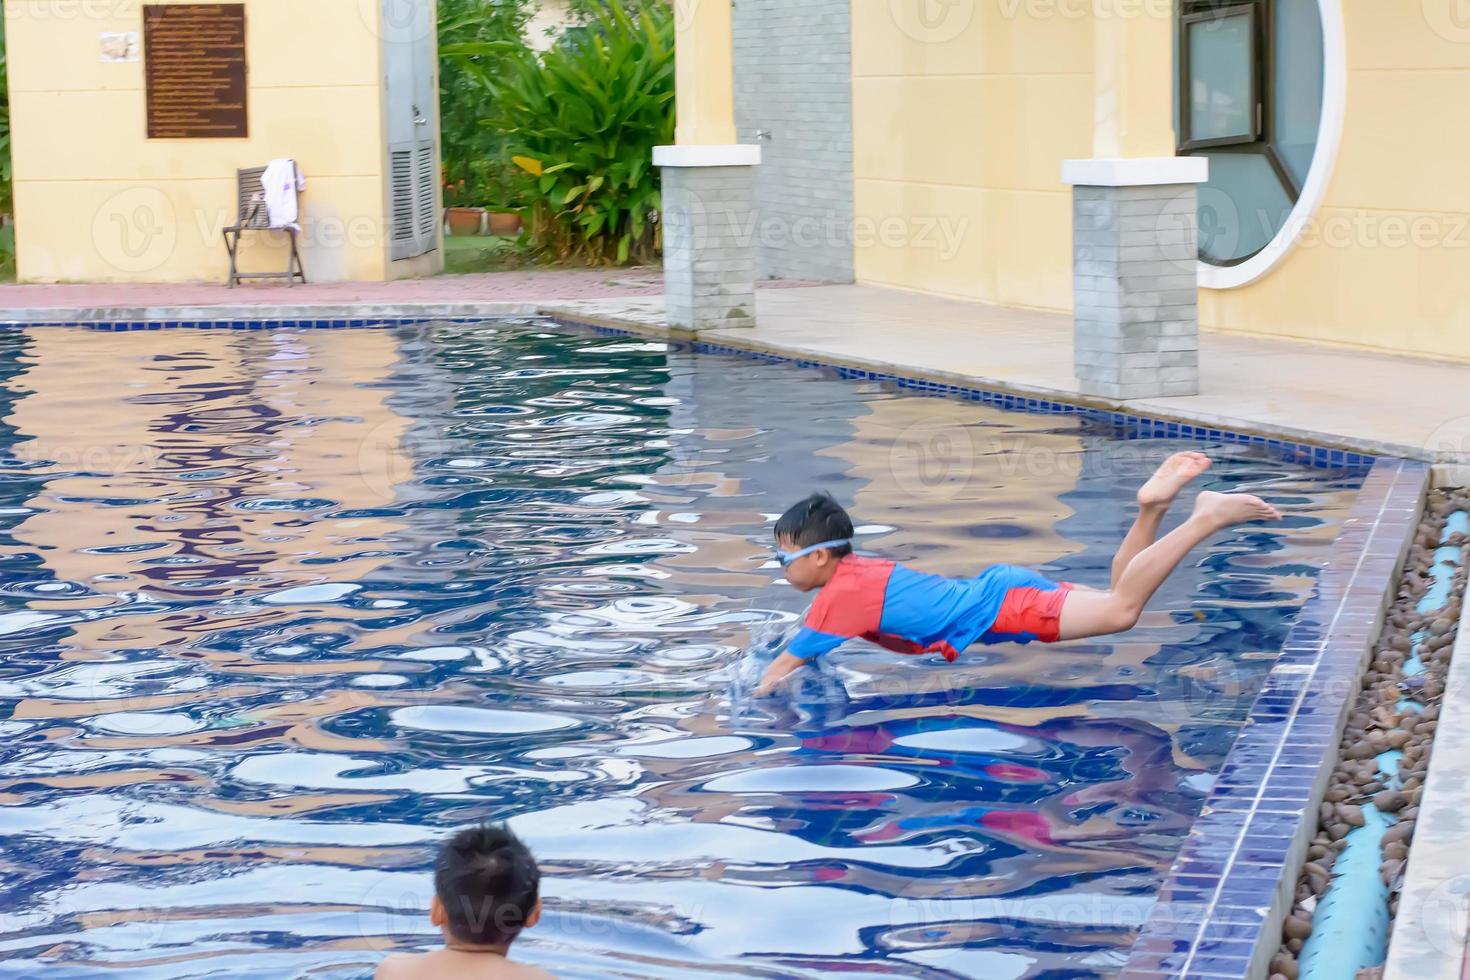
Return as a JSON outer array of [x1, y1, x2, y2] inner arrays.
[[754, 452, 1281, 697], [375, 824, 554, 980]]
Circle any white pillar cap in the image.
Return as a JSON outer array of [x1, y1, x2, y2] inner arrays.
[[1061, 157, 1208, 187], [653, 144, 762, 168]]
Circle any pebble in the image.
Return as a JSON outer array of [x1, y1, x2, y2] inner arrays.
[[1373, 790, 1406, 812], [1383, 821, 1415, 846], [1277, 492, 1463, 954]]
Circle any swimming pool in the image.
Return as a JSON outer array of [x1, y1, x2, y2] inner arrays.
[[0, 320, 1364, 979]]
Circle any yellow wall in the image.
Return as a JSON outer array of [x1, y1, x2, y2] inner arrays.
[[852, 1, 1470, 360], [850, 0, 1092, 312], [7, 0, 443, 284], [1199, 4, 1470, 361]]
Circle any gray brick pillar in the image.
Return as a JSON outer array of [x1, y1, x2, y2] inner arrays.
[[655, 145, 762, 332], [1061, 158, 1209, 400]]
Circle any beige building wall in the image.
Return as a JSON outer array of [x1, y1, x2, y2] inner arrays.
[[1198, 4, 1470, 361], [849, 1, 1091, 312], [850, 2, 1470, 361], [6, 0, 443, 284]]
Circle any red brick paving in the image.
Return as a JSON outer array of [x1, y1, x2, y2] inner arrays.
[[0, 268, 817, 310]]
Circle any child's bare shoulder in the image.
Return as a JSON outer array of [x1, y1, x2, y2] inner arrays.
[[373, 953, 421, 980], [375, 953, 556, 980]]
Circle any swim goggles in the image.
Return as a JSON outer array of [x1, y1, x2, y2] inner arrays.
[[774, 539, 852, 568]]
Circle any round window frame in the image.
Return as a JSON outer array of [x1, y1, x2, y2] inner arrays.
[[1197, 0, 1347, 290]]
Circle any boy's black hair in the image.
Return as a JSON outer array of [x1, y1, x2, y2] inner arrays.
[[774, 492, 854, 558], [434, 823, 540, 948]]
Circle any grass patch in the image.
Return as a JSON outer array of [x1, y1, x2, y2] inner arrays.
[[0, 225, 15, 283], [443, 234, 528, 275]]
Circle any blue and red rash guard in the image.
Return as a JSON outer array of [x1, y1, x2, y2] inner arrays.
[[786, 555, 1068, 662]]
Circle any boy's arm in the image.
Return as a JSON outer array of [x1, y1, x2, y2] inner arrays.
[[753, 626, 847, 696], [754, 651, 811, 697]]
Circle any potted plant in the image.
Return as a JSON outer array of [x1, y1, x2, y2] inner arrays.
[[444, 177, 486, 236], [487, 209, 522, 236]]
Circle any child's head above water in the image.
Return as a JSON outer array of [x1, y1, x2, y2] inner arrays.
[[774, 492, 854, 592], [433, 824, 542, 950]]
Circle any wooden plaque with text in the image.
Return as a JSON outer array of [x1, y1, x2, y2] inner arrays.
[[143, 3, 247, 139]]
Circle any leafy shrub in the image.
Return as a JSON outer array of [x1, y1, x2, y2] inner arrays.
[[456, 0, 674, 265], [437, 0, 530, 211], [0, 10, 11, 220]]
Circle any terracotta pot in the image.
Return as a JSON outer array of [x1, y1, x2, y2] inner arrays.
[[445, 207, 486, 236], [487, 211, 523, 236]]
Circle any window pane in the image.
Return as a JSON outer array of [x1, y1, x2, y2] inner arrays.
[[1274, 0, 1324, 186], [1197, 151, 1294, 263], [1188, 13, 1254, 143]]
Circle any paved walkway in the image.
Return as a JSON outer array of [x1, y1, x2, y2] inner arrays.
[[546, 286, 1470, 469], [0, 268, 670, 309]]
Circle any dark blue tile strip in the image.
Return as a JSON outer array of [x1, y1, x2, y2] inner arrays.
[[1117, 456, 1430, 980], [597, 326, 1376, 471], [0, 314, 1381, 472]]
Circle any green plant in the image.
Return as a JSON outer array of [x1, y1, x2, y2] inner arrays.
[[0, 7, 12, 220], [453, 0, 674, 265], [438, 0, 530, 210]]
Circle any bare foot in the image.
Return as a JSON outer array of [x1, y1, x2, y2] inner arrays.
[[1138, 452, 1212, 510], [1192, 490, 1283, 529]]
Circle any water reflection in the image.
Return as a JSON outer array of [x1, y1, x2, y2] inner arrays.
[[0, 322, 1362, 979]]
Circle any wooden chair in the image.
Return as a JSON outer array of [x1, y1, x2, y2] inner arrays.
[[222, 166, 307, 288]]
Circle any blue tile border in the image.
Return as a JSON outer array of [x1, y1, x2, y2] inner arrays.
[[0, 312, 1380, 471], [589, 324, 1378, 471], [1117, 456, 1430, 980], [0, 315, 485, 332]]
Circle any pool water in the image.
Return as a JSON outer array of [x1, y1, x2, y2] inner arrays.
[[0, 322, 1362, 979]]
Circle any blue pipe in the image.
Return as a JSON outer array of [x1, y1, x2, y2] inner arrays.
[[1298, 509, 1467, 979]]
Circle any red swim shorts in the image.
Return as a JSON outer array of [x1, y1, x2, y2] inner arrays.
[[990, 583, 1075, 642]]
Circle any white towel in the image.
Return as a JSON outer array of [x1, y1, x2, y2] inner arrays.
[[261, 158, 306, 231]]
